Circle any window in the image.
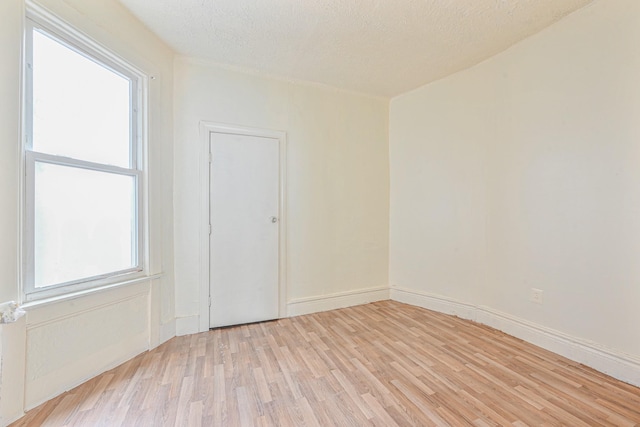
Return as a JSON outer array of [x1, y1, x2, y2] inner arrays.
[[24, 13, 145, 300]]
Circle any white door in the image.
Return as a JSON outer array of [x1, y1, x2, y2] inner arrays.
[[209, 132, 280, 328]]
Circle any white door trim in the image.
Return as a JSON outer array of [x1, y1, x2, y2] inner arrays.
[[198, 121, 287, 332]]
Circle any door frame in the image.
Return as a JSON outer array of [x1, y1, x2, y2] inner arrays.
[[198, 121, 287, 332]]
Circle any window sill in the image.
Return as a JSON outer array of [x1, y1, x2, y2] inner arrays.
[[21, 272, 164, 311]]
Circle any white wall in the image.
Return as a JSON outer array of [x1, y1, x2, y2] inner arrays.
[[0, 0, 175, 423], [174, 59, 390, 331], [390, 0, 640, 385], [0, 0, 25, 420]]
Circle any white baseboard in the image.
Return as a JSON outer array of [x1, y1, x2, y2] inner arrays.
[[175, 315, 200, 336], [390, 286, 640, 388], [287, 286, 390, 317], [390, 286, 478, 321]]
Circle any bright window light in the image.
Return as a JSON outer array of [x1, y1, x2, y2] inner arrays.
[[32, 30, 132, 168], [34, 162, 136, 287]]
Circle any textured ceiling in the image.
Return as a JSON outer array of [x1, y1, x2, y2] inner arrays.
[[119, 0, 593, 97]]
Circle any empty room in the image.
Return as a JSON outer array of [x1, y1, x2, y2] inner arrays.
[[1, 0, 639, 425]]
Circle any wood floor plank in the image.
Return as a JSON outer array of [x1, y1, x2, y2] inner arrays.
[[10, 301, 640, 426]]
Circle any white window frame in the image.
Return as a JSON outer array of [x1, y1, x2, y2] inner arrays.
[[23, 5, 147, 301]]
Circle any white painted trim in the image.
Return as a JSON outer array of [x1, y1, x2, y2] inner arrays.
[[199, 121, 288, 332], [198, 122, 210, 332], [22, 273, 163, 312], [175, 315, 200, 336], [25, 280, 152, 327], [390, 286, 640, 388], [390, 286, 477, 321], [148, 278, 175, 349], [287, 286, 390, 317], [25, 1, 149, 78]]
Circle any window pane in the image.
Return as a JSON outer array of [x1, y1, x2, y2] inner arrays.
[[32, 30, 131, 168], [34, 162, 137, 288]]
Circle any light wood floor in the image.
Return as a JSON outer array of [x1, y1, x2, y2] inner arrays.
[[11, 300, 640, 426]]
